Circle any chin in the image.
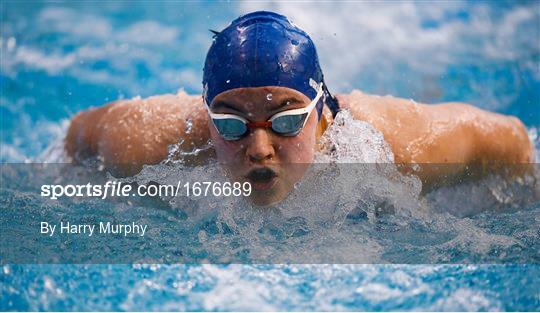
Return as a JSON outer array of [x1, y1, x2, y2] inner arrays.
[[248, 183, 292, 207], [249, 196, 282, 207]]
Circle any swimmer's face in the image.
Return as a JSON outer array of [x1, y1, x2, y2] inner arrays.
[[208, 86, 318, 206]]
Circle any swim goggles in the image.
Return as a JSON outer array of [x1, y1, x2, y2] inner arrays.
[[206, 82, 324, 141]]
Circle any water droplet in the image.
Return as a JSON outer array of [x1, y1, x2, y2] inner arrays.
[[291, 39, 299, 45], [266, 93, 273, 101], [185, 119, 193, 134], [226, 79, 230, 84]]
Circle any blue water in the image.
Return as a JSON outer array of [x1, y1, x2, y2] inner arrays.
[[1, 1, 540, 311]]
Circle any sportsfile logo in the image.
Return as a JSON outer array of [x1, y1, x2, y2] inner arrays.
[[40, 181, 252, 199]]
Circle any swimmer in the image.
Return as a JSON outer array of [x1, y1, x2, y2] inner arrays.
[[65, 11, 534, 205]]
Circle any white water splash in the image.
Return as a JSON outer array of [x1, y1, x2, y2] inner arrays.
[[316, 109, 395, 163]]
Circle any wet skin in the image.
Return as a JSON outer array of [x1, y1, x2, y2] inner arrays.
[[65, 88, 535, 205]]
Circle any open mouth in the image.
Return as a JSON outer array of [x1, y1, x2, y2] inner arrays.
[[245, 167, 278, 191]]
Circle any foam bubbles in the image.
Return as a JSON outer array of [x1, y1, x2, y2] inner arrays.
[[316, 109, 395, 163]]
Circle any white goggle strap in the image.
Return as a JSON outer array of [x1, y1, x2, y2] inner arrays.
[[269, 81, 324, 127]]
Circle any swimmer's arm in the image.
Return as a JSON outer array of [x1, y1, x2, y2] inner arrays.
[[417, 102, 534, 185], [64, 92, 213, 177], [340, 91, 534, 184]]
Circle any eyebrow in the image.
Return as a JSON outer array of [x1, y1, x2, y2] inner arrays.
[[210, 100, 245, 114], [275, 97, 305, 110]]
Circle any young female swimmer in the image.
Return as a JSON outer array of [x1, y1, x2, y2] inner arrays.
[[65, 11, 534, 206]]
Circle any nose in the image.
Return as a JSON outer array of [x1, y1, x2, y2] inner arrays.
[[245, 128, 275, 162]]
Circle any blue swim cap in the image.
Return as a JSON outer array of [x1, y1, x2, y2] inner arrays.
[[203, 11, 340, 118]]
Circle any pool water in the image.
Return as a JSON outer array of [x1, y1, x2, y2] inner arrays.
[[1, 1, 540, 311], [2, 264, 539, 311]]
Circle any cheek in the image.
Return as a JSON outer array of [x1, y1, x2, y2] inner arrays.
[[278, 139, 314, 163], [209, 125, 242, 163]]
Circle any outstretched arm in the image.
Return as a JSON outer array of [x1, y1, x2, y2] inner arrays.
[[339, 91, 534, 184], [64, 92, 213, 177]]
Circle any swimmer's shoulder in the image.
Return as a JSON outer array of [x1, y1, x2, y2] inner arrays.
[[332, 90, 459, 164], [333, 90, 430, 140], [335, 90, 426, 121], [65, 91, 212, 176]]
